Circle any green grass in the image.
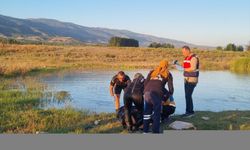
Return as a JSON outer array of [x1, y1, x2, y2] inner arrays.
[[1, 77, 250, 134], [230, 57, 250, 73], [0, 78, 124, 134], [162, 111, 250, 130]]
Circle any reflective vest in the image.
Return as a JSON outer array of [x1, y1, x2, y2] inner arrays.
[[183, 54, 199, 77]]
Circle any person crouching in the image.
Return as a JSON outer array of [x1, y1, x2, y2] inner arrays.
[[143, 60, 172, 133], [123, 73, 145, 132]]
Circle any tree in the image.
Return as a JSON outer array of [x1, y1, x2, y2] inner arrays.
[[216, 46, 223, 50], [236, 45, 244, 51], [224, 43, 245, 51], [247, 42, 250, 51], [224, 43, 237, 51], [109, 37, 139, 47], [162, 43, 175, 48], [149, 42, 161, 48]]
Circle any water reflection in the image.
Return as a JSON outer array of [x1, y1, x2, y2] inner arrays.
[[2, 70, 249, 114], [40, 70, 250, 114], [40, 90, 73, 108]]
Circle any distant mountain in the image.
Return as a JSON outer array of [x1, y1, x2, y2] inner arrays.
[[0, 14, 208, 48]]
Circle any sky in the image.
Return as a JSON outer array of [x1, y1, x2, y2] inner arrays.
[[1, 0, 250, 46]]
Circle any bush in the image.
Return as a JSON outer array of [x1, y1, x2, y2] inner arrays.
[[0, 38, 21, 45], [148, 42, 175, 48], [216, 46, 223, 50], [109, 37, 139, 47]]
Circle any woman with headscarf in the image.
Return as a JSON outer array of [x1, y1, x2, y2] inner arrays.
[[143, 60, 174, 133]]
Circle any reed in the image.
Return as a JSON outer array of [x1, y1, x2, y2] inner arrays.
[[230, 57, 250, 73]]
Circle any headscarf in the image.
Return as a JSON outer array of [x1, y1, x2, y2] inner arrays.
[[150, 60, 169, 79]]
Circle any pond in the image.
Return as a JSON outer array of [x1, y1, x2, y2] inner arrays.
[[40, 70, 250, 114]]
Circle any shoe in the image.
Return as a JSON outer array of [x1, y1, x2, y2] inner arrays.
[[122, 122, 127, 129], [127, 127, 134, 133], [181, 113, 195, 118]]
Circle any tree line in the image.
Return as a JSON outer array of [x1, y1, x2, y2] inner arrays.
[[148, 42, 175, 48], [216, 43, 249, 51], [109, 37, 139, 47], [0, 37, 21, 44]]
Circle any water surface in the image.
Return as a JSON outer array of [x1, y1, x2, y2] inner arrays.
[[41, 70, 250, 114]]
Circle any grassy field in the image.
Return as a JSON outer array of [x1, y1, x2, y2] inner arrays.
[[0, 78, 250, 133], [1, 44, 250, 77]]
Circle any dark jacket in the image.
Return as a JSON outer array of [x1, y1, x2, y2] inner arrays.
[[144, 70, 174, 101], [110, 75, 130, 88], [124, 76, 144, 103]]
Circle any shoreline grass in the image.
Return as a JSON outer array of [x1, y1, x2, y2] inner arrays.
[[230, 57, 250, 74], [1, 78, 250, 133]]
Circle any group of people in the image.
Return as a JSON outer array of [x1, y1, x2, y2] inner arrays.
[[109, 46, 200, 133]]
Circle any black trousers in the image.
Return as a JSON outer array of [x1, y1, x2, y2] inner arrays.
[[143, 91, 161, 133], [123, 93, 143, 129], [184, 81, 197, 114]]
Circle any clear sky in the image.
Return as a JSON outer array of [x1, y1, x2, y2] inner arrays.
[[1, 0, 250, 46]]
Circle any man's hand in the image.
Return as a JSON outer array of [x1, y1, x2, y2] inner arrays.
[[110, 92, 114, 97], [172, 60, 178, 65]]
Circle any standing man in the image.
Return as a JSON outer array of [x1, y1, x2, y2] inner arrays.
[[175, 46, 199, 118], [110, 71, 131, 118], [182, 46, 199, 117]]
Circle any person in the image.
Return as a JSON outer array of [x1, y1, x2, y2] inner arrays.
[[143, 60, 173, 133], [174, 46, 199, 118], [161, 95, 176, 122], [123, 73, 145, 132], [117, 105, 144, 131], [110, 71, 131, 117]]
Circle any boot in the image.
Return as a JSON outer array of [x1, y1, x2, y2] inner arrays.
[[127, 125, 133, 133]]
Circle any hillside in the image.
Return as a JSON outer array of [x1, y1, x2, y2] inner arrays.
[[0, 14, 202, 47]]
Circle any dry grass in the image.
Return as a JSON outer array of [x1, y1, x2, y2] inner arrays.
[[1, 44, 250, 76]]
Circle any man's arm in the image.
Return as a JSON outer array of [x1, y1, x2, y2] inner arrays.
[[110, 76, 116, 96], [110, 85, 114, 96]]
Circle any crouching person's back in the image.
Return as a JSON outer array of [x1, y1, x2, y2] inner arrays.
[[123, 73, 144, 132]]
